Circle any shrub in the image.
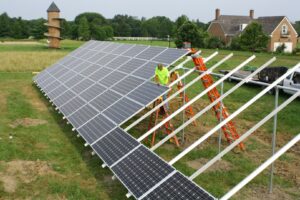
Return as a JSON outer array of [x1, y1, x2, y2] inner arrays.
[[275, 43, 286, 54], [205, 36, 224, 49]]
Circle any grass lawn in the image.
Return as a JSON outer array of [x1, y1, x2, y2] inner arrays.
[[0, 39, 299, 199]]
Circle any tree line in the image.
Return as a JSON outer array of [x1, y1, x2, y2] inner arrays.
[[0, 12, 206, 40], [0, 12, 299, 52]]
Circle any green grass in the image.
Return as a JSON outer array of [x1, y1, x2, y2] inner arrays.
[[0, 39, 299, 199]]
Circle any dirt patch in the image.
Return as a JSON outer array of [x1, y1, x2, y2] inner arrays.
[[187, 158, 233, 173], [22, 85, 48, 112], [0, 41, 42, 45], [276, 160, 300, 187], [0, 175, 17, 193], [237, 186, 296, 200], [0, 160, 61, 193], [9, 118, 47, 128]]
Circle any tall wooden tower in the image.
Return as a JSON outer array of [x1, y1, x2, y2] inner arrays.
[[45, 2, 62, 48]]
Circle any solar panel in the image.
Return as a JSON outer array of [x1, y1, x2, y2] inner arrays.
[[153, 48, 189, 64], [64, 74, 84, 88], [48, 85, 68, 99], [111, 75, 145, 95], [141, 172, 215, 200], [92, 127, 140, 166], [128, 82, 168, 106], [118, 59, 147, 74], [99, 71, 127, 87], [89, 67, 113, 81], [103, 97, 143, 124], [78, 114, 116, 144], [136, 46, 167, 60], [80, 83, 106, 102], [33, 40, 207, 200], [122, 45, 149, 57], [111, 145, 175, 199], [71, 79, 94, 94], [60, 97, 86, 116], [53, 90, 76, 107], [81, 64, 103, 76], [67, 104, 98, 128], [105, 56, 131, 69], [57, 70, 77, 82], [43, 80, 60, 94], [90, 90, 122, 112], [133, 61, 161, 80]]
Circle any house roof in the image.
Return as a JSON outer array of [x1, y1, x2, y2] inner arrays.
[[210, 15, 292, 36], [47, 2, 60, 12], [212, 15, 253, 36], [256, 16, 285, 34]]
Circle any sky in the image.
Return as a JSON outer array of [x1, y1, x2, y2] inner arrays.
[[0, 0, 299, 22]]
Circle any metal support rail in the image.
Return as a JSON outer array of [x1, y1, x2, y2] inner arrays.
[[181, 68, 300, 92], [168, 63, 300, 165], [190, 89, 300, 180], [137, 55, 256, 142], [168, 50, 202, 74], [151, 57, 276, 151], [124, 52, 223, 132], [220, 133, 300, 200]]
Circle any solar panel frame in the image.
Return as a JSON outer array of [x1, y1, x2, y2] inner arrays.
[[140, 172, 216, 200], [91, 127, 140, 166], [111, 145, 175, 199], [67, 104, 98, 128], [77, 114, 116, 144], [33, 41, 200, 200], [103, 97, 144, 124]]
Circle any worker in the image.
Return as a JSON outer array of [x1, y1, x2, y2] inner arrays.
[[155, 63, 169, 110]]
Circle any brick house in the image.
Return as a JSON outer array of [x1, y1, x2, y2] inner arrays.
[[207, 9, 298, 52]]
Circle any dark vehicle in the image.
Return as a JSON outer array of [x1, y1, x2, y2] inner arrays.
[[258, 66, 288, 83]]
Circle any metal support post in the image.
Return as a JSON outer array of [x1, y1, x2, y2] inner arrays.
[[218, 81, 224, 153], [182, 68, 186, 144], [269, 86, 279, 193]]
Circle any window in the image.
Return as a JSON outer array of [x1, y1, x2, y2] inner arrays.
[[292, 72, 300, 84], [281, 24, 288, 35], [239, 24, 247, 31]]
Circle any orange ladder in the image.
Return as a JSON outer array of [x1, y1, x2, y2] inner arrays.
[[148, 98, 180, 147], [192, 56, 245, 150], [170, 71, 197, 126]]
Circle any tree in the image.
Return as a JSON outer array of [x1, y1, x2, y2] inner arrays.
[[75, 12, 106, 26], [142, 16, 174, 38], [11, 19, 23, 39], [205, 36, 224, 49], [294, 21, 300, 36], [175, 15, 189, 30], [0, 13, 11, 37], [239, 22, 269, 52], [78, 17, 90, 40], [61, 19, 73, 39], [30, 18, 47, 39], [175, 21, 207, 48], [230, 36, 242, 50]]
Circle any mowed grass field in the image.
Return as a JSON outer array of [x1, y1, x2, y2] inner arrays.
[[0, 39, 299, 199]]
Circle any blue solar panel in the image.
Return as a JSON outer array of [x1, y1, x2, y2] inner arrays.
[[32, 41, 207, 200]]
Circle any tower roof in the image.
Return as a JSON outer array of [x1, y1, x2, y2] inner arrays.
[[47, 2, 60, 12]]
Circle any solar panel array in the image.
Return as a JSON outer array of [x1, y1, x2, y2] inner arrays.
[[33, 41, 215, 200]]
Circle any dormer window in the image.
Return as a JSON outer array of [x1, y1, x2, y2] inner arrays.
[[239, 24, 248, 31], [281, 24, 288, 35]]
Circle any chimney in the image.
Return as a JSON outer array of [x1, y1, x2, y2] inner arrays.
[[215, 9, 220, 20], [250, 9, 254, 19]]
